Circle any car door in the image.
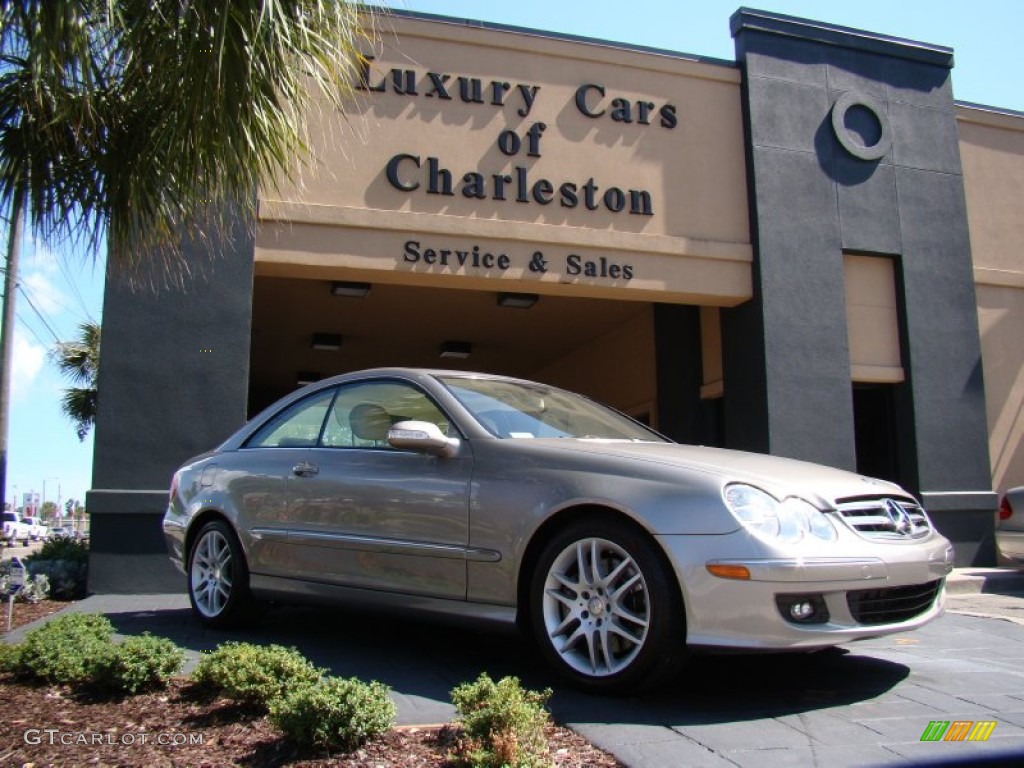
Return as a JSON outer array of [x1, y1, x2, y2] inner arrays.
[[230, 386, 338, 578], [283, 379, 473, 599]]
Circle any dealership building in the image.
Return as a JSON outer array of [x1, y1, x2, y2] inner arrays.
[[87, 8, 1024, 591]]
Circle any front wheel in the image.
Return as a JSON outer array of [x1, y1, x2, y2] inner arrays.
[[187, 520, 254, 628], [529, 519, 686, 693]]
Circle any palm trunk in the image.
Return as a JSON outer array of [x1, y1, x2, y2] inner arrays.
[[0, 188, 25, 515]]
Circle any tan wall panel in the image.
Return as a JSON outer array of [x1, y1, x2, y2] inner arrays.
[[532, 308, 655, 418], [959, 106, 1024, 490], [255, 221, 749, 306], [258, 14, 751, 304], [959, 106, 1024, 280], [844, 254, 903, 383], [977, 284, 1024, 493], [700, 306, 723, 398]]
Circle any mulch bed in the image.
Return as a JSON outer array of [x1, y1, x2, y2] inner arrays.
[[1, 598, 69, 635], [1, 602, 623, 767], [0, 677, 622, 767]]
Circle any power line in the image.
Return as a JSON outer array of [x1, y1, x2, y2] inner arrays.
[[17, 285, 62, 344], [53, 255, 97, 323], [13, 310, 50, 349]]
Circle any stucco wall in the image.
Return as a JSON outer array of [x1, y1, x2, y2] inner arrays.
[[959, 105, 1024, 493]]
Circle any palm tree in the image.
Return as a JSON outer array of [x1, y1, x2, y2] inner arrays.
[[0, 0, 377, 510], [51, 320, 100, 440]]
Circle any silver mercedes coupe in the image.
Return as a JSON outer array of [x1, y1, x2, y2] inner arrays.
[[163, 368, 954, 692]]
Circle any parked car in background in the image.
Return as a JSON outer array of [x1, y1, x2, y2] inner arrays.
[[48, 526, 71, 540], [2, 512, 30, 546], [23, 516, 48, 541], [997, 488, 1024, 564], [164, 368, 956, 693]]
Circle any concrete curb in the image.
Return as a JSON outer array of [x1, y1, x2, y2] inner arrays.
[[945, 566, 1024, 595]]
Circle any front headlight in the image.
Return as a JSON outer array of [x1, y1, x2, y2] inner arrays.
[[723, 484, 836, 543]]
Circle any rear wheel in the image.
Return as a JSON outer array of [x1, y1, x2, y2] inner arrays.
[[187, 520, 253, 628], [529, 518, 686, 693]]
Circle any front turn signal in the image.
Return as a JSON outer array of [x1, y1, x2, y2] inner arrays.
[[706, 563, 751, 580]]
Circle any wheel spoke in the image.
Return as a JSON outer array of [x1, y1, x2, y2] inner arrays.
[[610, 570, 642, 600], [611, 604, 649, 628], [545, 587, 577, 610]]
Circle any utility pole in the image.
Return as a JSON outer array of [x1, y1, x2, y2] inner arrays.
[[0, 196, 24, 522]]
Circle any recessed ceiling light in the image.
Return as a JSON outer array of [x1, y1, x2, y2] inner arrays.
[[439, 341, 472, 359], [330, 281, 371, 298], [497, 292, 539, 308], [311, 333, 342, 351]]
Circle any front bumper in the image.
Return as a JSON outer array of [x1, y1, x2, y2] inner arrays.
[[659, 530, 954, 650]]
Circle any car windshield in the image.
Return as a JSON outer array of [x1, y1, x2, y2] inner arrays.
[[437, 375, 667, 442]]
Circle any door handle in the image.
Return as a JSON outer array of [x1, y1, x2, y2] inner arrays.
[[292, 461, 319, 478]]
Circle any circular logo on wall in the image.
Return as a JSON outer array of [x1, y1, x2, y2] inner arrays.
[[831, 90, 892, 161]]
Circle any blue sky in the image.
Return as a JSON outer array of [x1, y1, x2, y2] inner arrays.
[[3, 0, 1021, 510]]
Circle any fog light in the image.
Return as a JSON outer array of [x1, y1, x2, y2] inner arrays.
[[790, 601, 815, 620], [776, 594, 830, 625]]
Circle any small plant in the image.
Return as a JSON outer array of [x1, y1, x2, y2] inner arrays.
[[16, 613, 115, 685], [96, 633, 185, 694], [450, 673, 553, 768], [0, 568, 50, 603], [192, 642, 322, 708], [269, 676, 396, 751]]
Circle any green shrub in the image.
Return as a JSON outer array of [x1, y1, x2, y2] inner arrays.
[[192, 642, 322, 708], [269, 676, 395, 751], [0, 642, 21, 673], [95, 633, 184, 694], [450, 674, 553, 768], [16, 613, 115, 685], [28, 536, 89, 563]]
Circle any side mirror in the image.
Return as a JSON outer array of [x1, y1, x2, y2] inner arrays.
[[388, 420, 460, 458]]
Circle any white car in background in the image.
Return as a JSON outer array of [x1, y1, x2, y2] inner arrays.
[[2, 512, 30, 546], [23, 516, 48, 541]]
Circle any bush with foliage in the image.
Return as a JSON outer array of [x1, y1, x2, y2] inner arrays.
[[450, 673, 553, 768], [15, 613, 115, 685], [95, 633, 185, 694], [25, 537, 89, 600], [0, 641, 21, 673], [29, 536, 89, 563], [192, 642, 322, 708], [269, 675, 396, 751]]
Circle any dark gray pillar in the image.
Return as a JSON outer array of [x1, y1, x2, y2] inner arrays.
[[653, 304, 704, 444], [729, 9, 995, 564], [87, 212, 255, 592]]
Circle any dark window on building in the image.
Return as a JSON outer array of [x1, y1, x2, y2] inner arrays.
[[853, 384, 899, 483]]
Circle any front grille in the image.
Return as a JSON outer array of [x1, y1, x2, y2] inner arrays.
[[834, 497, 932, 540], [847, 580, 942, 625]]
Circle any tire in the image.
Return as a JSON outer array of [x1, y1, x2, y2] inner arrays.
[[529, 518, 686, 693], [187, 519, 254, 628]]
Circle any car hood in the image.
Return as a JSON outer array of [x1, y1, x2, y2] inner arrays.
[[523, 439, 909, 507]]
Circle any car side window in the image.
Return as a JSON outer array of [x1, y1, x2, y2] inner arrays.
[[321, 381, 453, 449], [245, 388, 337, 448]]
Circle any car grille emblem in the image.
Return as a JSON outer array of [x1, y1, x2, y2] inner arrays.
[[884, 499, 914, 535]]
